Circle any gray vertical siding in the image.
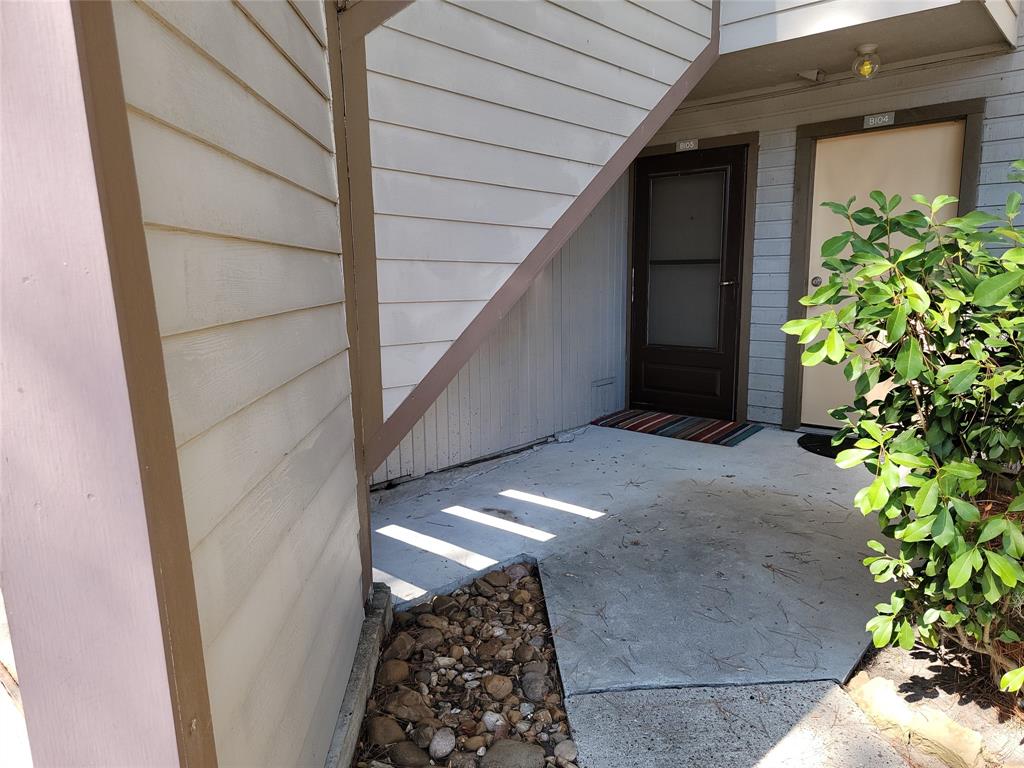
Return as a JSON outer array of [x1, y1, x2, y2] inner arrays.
[[372, 175, 629, 484], [748, 129, 796, 424]]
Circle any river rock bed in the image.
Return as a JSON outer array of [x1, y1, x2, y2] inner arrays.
[[353, 563, 577, 768]]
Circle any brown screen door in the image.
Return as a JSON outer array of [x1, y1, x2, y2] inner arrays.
[[630, 145, 746, 419]]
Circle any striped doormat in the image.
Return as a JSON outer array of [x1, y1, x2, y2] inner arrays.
[[592, 409, 764, 447]]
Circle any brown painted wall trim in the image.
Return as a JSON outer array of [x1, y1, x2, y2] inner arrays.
[[366, 1, 723, 470], [780, 98, 987, 429], [327, 1, 376, 597], [72, 4, 218, 765], [337, 4, 385, 444]]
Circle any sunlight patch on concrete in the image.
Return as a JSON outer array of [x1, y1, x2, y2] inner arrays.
[[371, 567, 427, 602], [376, 525, 498, 570], [499, 489, 605, 519], [442, 505, 556, 542]]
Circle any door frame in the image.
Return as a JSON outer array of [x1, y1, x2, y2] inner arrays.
[[780, 100, 985, 430], [628, 132, 759, 421]]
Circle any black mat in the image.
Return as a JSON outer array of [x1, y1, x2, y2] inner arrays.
[[797, 432, 857, 459]]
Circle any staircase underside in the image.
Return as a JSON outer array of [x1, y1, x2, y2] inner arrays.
[[354, 0, 721, 469]]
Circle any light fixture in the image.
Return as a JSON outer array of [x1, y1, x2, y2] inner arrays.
[[852, 43, 881, 80]]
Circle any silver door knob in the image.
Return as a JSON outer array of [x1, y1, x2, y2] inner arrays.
[[811, 276, 823, 287]]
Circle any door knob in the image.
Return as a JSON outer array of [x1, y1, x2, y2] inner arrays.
[[811, 276, 823, 287]]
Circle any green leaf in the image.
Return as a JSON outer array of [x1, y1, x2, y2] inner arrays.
[[943, 461, 981, 479], [821, 233, 853, 259], [866, 540, 887, 554], [978, 517, 1008, 544], [932, 507, 955, 548], [930, 194, 958, 213], [981, 567, 1003, 604], [899, 515, 935, 543], [904, 277, 930, 313], [1007, 190, 1022, 219], [801, 281, 843, 306], [950, 497, 981, 523], [1000, 629, 1022, 643], [985, 550, 1020, 587], [825, 329, 845, 362], [1008, 494, 1024, 513], [912, 480, 939, 517], [897, 242, 925, 263], [886, 303, 908, 341], [835, 448, 874, 469], [1005, 522, 1024, 558], [889, 452, 933, 468], [867, 614, 894, 648], [974, 270, 1024, 306], [780, 318, 813, 336], [860, 420, 888, 444], [781, 316, 824, 342], [802, 341, 828, 366], [821, 200, 851, 216], [1003, 247, 1024, 265], [946, 210, 1000, 230], [939, 361, 981, 394], [1000, 667, 1024, 693], [922, 608, 941, 625], [869, 190, 887, 210], [948, 549, 977, 589], [895, 337, 924, 380], [897, 620, 915, 650]]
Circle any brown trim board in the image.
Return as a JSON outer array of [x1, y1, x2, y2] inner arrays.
[[327, 1, 379, 597], [3, 2, 214, 765], [73, 4, 218, 765], [336, 7, 386, 443], [632, 132, 760, 421], [780, 99, 986, 429], [366, 1, 723, 470]]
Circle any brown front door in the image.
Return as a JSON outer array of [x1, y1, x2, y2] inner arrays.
[[630, 145, 746, 420]]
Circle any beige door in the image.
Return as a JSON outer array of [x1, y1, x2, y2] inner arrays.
[[800, 121, 965, 427]]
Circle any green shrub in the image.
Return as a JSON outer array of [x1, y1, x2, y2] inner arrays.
[[783, 160, 1024, 691]]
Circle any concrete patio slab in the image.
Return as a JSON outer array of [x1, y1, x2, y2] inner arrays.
[[566, 681, 910, 768], [371, 425, 890, 696]]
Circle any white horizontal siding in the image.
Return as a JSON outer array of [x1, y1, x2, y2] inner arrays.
[[719, 0, 959, 54], [367, 0, 711, 421], [370, 122, 597, 196], [373, 176, 629, 483], [985, 0, 1021, 44], [366, 26, 646, 135], [144, 0, 333, 147], [455, 0, 699, 84], [375, 216, 545, 264], [112, 3, 363, 767], [384, 0, 666, 108]]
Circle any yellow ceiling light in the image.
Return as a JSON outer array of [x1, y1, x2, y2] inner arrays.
[[852, 44, 881, 80]]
